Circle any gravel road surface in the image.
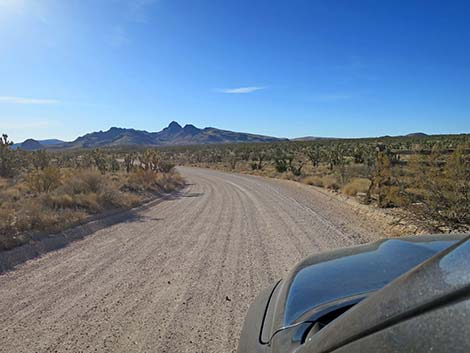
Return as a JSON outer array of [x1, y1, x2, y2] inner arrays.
[[0, 167, 389, 353]]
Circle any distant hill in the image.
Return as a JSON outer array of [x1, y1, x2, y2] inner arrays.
[[291, 136, 335, 142], [12, 138, 65, 151], [48, 121, 286, 149], [37, 139, 64, 146], [406, 132, 428, 137], [19, 139, 44, 151], [379, 132, 430, 139]]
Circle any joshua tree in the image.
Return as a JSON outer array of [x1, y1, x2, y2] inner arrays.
[[306, 145, 322, 168], [0, 134, 15, 178], [91, 149, 108, 174], [124, 153, 136, 173]]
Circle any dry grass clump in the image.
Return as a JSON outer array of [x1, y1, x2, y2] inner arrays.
[[341, 178, 371, 196], [322, 175, 340, 191], [302, 175, 340, 191], [49, 170, 139, 212], [126, 169, 185, 193], [302, 176, 324, 187]]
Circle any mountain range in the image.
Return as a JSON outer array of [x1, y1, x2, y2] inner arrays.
[[11, 121, 432, 151], [13, 122, 286, 151]]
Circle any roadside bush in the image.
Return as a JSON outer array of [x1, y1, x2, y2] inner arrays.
[[154, 172, 185, 192], [302, 176, 323, 187], [0, 207, 15, 233], [127, 169, 158, 191], [126, 169, 184, 192], [44, 194, 76, 209], [274, 158, 289, 173], [26, 167, 62, 193], [73, 193, 101, 212], [80, 170, 105, 193], [342, 178, 371, 197], [322, 175, 340, 191], [97, 187, 140, 209], [15, 199, 60, 232], [59, 170, 104, 195], [158, 161, 175, 173]]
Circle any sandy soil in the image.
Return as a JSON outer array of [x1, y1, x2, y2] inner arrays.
[[0, 167, 391, 353]]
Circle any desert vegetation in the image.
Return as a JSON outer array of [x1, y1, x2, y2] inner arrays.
[[158, 133, 470, 232], [0, 136, 184, 251]]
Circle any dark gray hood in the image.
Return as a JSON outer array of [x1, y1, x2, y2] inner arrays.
[[263, 235, 465, 352], [300, 235, 470, 353]]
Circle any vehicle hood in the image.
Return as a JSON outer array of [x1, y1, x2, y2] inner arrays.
[[301, 234, 470, 353], [284, 236, 463, 325], [263, 234, 465, 351]]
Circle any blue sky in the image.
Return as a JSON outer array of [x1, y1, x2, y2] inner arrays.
[[1, 0, 469, 142]]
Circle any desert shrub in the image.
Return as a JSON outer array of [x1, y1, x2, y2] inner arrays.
[[26, 167, 62, 193], [280, 171, 296, 180], [383, 185, 409, 207], [59, 170, 104, 195], [44, 194, 76, 209], [91, 149, 108, 174], [367, 151, 399, 207], [0, 186, 22, 203], [151, 172, 185, 192], [302, 176, 324, 187], [289, 160, 304, 176], [322, 175, 340, 191], [0, 177, 9, 189], [418, 144, 470, 225], [72, 193, 102, 212], [15, 199, 60, 232], [127, 169, 158, 191], [405, 187, 428, 202], [15, 200, 86, 235], [274, 158, 289, 173], [158, 161, 175, 173], [32, 150, 50, 170], [0, 207, 15, 232], [341, 178, 371, 196], [79, 170, 105, 193], [97, 187, 139, 209]]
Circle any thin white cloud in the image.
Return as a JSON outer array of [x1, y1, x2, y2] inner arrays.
[[218, 86, 266, 94], [0, 96, 60, 105]]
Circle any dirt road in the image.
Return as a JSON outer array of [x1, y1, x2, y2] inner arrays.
[[0, 167, 390, 353]]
